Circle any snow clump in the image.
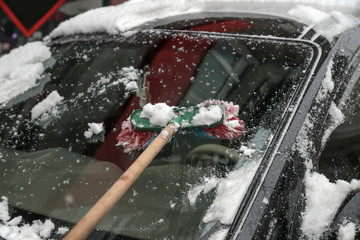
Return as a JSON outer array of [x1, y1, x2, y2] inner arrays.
[[208, 228, 229, 240], [0, 42, 51, 108], [0, 197, 10, 223], [56, 226, 70, 236], [84, 122, 104, 138], [338, 221, 356, 240], [0, 196, 69, 239], [140, 103, 176, 127], [188, 159, 260, 224], [239, 145, 256, 156], [321, 102, 345, 148], [301, 171, 360, 239], [31, 91, 64, 120], [192, 105, 223, 126]]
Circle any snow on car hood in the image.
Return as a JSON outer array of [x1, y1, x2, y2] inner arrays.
[[0, 41, 51, 108], [49, 0, 360, 41]]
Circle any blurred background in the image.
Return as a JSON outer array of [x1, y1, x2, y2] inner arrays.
[[0, 0, 127, 56]]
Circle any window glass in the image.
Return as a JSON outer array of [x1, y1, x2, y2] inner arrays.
[[0, 31, 314, 239], [319, 100, 360, 182]]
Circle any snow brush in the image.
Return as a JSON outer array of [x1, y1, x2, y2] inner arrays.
[[63, 99, 244, 240], [118, 99, 244, 153]]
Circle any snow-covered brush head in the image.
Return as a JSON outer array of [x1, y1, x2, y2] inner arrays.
[[200, 99, 244, 140], [117, 99, 244, 153]]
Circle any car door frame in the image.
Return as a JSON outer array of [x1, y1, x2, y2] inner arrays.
[[226, 26, 360, 240]]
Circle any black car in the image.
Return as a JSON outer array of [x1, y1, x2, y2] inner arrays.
[[0, 7, 360, 240]]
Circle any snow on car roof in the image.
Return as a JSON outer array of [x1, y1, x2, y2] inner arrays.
[[48, 0, 360, 41]]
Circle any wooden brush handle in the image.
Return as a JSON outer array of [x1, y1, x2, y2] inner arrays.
[[63, 123, 176, 240]]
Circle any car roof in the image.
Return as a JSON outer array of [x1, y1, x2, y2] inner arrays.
[[48, 13, 309, 44], [47, 0, 360, 43]]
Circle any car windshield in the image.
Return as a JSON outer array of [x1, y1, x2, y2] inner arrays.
[[0, 30, 315, 239]]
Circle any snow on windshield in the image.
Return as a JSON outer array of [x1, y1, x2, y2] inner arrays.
[[31, 91, 64, 120], [189, 158, 260, 225], [0, 196, 69, 239], [90, 66, 140, 97], [187, 129, 267, 230], [84, 122, 105, 139], [0, 42, 51, 108], [49, 0, 360, 41], [209, 228, 229, 240]]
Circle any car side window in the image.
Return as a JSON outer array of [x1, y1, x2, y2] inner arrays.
[[318, 81, 360, 182]]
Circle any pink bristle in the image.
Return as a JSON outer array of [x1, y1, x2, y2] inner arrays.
[[201, 99, 245, 139], [204, 116, 244, 139], [117, 118, 156, 153]]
